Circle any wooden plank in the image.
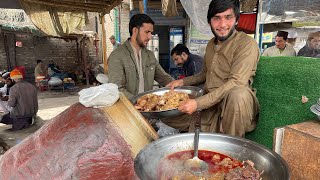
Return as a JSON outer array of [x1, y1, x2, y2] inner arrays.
[[276, 121, 320, 180], [102, 93, 158, 156], [22, 0, 123, 13]]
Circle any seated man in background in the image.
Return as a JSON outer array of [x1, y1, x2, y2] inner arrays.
[[48, 63, 69, 80], [171, 44, 203, 79], [0, 72, 15, 113], [298, 31, 320, 57], [262, 31, 296, 57], [34, 60, 48, 80], [0, 69, 38, 131]]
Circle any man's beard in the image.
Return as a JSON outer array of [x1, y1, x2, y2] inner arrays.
[[136, 31, 147, 48], [211, 23, 236, 42]]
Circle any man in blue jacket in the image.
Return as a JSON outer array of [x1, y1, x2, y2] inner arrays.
[[171, 44, 203, 78]]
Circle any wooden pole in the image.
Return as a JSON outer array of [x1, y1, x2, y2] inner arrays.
[[101, 14, 108, 74], [81, 38, 89, 86]]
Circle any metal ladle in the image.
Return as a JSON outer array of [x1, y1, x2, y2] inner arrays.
[[184, 112, 208, 175]]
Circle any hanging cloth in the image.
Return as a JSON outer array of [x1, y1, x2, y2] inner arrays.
[[161, 0, 178, 17], [19, 0, 87, 37]]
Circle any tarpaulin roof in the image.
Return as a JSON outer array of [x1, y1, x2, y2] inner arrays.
[[0, 0, 123, 14], [0, 0, 124, 37]]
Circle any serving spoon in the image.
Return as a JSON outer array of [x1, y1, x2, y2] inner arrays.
[[184, 112, 208, 175]]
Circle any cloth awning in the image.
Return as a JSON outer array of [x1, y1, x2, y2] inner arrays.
[[237, 13, 257, 34], [1, 0, 123, 37]]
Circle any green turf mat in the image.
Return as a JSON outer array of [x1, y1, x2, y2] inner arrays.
[[246, 56, 320, 149]]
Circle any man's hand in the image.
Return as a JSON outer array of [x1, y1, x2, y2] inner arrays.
[[178, 99, 197, 115], [166, 79, 184, 90]]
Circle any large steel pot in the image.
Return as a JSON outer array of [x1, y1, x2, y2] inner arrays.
[[134, 133, 290, 180], [130, 86, 203, 119]]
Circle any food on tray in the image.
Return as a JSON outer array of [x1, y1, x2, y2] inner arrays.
[[134, 90, 189, 112], [158, 150, 262, 180]]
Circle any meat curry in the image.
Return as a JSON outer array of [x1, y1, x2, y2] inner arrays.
[[158, 150, 261, 180]]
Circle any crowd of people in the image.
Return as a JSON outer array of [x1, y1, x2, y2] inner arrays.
[[106, 0, 319, 138], [108, 0, 259, 137], [0, 0, 318, 138]]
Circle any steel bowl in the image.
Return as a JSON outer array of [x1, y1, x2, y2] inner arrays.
[[310, 104, 320, 120], [130, 86, 203, 119], [134, 133, 290, 180]]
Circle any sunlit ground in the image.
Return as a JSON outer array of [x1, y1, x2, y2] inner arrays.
[[0, 90, 79, 153]]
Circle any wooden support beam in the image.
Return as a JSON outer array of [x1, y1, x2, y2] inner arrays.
[[138, 0, 144, 13], [22, 0, 122, 13], [101, 15, 108, 74], [23, 0, 103, 12]]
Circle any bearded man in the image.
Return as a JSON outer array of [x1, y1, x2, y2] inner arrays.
[[108, 14, 173, 99], [165, 0, 260, 137]]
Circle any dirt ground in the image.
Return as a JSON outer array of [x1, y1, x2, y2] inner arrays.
[[0, 88, 80, 153]]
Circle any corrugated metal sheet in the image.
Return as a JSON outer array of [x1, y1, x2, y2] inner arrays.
[[130, 8, 186, 26]]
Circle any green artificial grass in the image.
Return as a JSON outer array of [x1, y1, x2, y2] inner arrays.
[[246, 56, 320, 149]]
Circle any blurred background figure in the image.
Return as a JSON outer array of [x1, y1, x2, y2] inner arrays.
[[0, 69, 38, 131], [34, 60, 48, 80], [34, 60, 49, 90], [47, 63, 69, 80], [0, 72, 14, 113], [109, 35, 120, 50], [171, 44, 203, 79], [297, 31, 320, 57], [262, 31, 296, 57], [287, 31, 297, 47]]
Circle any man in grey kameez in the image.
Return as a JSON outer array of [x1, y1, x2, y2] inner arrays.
[[0, 69, 38, 130], [165, 0, 260, 137]]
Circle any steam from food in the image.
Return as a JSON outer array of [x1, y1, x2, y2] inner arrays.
[[135, 91, 189, 112]]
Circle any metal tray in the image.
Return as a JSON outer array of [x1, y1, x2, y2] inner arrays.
[[130, 86, 204, 119], [134, 133, 290, 180]]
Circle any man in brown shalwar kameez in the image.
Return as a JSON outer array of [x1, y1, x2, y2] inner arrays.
[[164, 0, 260, 137]]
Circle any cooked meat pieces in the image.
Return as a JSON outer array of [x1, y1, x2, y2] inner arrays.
[[135, 91, 189, 111], [224, 160, 261, 180]]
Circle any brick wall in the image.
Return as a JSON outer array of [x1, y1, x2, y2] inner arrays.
[[104, 1, 131, 58], [120, 3, 131, 43], [105, 9, 116, 58], [0, 11, 101, 83], [0, 34, 7, 70], [0, 9, 133, 82], [0, 33, 80, 83]]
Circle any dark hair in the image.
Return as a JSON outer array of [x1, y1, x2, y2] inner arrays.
[[276, 31, 289, 40], [37, 60, 43, 64], [207, 0, 240, 23], [171, 44, 190, 56], [129, 14, 155, 36]]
